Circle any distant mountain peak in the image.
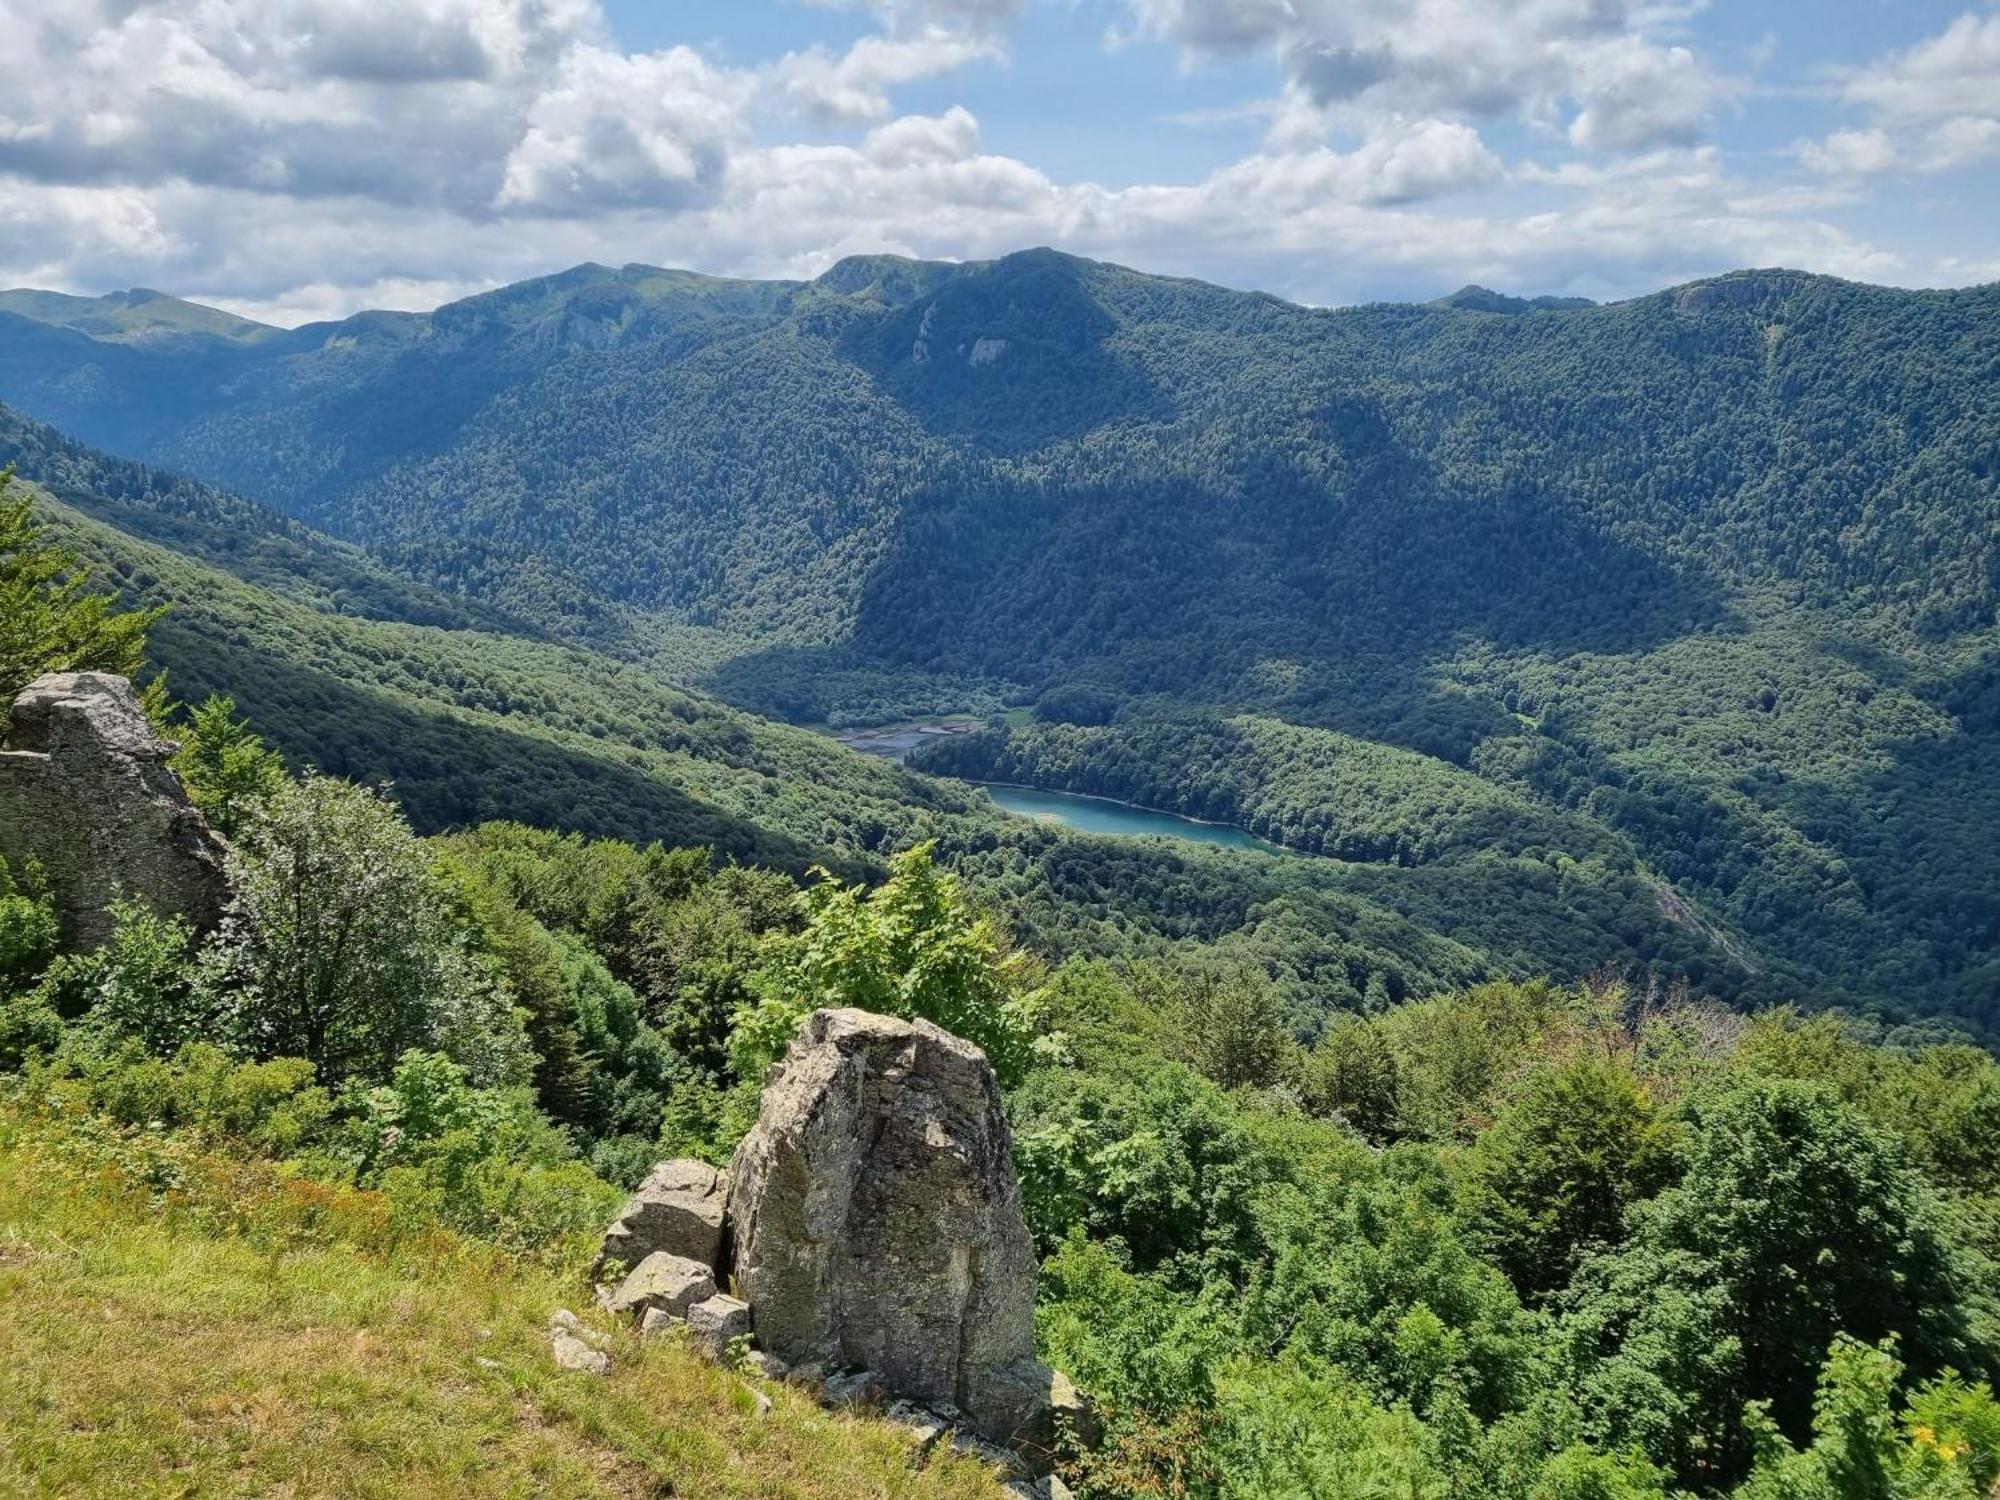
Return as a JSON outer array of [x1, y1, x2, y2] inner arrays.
[[0, 285, 276, 344], [1431, 285, 1596, 314]]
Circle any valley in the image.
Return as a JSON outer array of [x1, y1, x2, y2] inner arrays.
[[0, 253, 1993, 1035], [1, 248, 1996, 1500]]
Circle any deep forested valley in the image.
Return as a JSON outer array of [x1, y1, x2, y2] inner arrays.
[[1, 251, 1998, 1498], [0, 253, 1994, 1034]]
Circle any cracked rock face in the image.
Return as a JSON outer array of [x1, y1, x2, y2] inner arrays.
[[726, 1008, 1054, 1447], [592, 1157, 726, 1282], [0, 673, 227, 949]]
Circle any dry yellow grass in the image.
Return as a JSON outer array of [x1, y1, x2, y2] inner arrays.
[[0, 1116, 1013, 1500]]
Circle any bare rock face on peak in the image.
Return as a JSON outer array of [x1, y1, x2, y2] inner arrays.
[[0, 673, 227, 948], [725, 1008, 1058, 1448]]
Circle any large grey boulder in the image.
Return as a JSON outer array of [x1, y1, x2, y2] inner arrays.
[[726, 1008, 1058, 1449], [0, 673, 227, 949], [592, 1157, 727, 1282]]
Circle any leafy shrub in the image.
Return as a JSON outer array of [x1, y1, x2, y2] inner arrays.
[[1461, 1059, 1674, 1302], [0, 854, 57, 985], [171, 693, 286, 837], [0, 473, 159, 700], [205, 774, 531, 1087], [731, 842, 1051, 1084]]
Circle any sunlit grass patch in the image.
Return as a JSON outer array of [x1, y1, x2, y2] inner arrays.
[[0, 1107, 1009, 1499]]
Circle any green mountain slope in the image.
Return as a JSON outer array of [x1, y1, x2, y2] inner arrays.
[[0, 286, 278, 346], [0, 256, 1993, 1028], [5, 419, 1832, 1023]]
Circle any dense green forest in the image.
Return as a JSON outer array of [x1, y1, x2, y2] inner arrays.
[[0, 254, 1992, 1034], [0, 431, 1816, 1032], [6, 527, 2000, 1496]]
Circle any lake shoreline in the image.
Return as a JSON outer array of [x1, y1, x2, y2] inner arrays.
[[970, 780, 1287, 854]]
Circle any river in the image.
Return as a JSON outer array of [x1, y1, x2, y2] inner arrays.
[[978, 783, 1273, 852]]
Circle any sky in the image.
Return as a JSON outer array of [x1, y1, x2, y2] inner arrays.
[[0, 0, 1994, 325]]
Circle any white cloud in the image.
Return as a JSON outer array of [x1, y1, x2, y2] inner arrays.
[[1214, 120, 1504, 206], [865, 106, 984, 166], [1924, 115, 2000, 171], [1565, 37, 1716, 151], [779, 28, 1000, 122], [1127, 0, 1728, 153], [1808, 14, 2000, 182], [0, 0, 621, 208], [1799, 127, 1898, 177], [1842, 13, 2000, 122], [804, 0, 1023, 26], [496, 44, 750, 211], [0, 0, 1955, 327]]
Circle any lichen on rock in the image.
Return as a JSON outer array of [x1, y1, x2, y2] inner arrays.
[[0, 672, 226, 949], [725, 1007, 1061, 1449]]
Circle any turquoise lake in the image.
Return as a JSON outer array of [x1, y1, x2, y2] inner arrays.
[[979, 784, 1271, 852]]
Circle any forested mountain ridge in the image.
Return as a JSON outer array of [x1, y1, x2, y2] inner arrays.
[[2, 254, 1991, 652], [0, 437, 1515, 1003], [0, 256, 1994, 1030]]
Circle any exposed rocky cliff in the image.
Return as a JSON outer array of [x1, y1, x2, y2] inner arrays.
[[0, 673, 226, 948]]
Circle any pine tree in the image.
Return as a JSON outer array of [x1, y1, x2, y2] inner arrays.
[[0, 471, 161, 700]]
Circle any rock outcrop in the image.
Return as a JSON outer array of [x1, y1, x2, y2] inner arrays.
[[725, 1008, 1057, 1449], [605, 1251, 717, 1322], [592, 1008, 1091, 1471], [0, 673, 227, 948]]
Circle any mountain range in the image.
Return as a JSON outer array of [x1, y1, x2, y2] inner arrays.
[[0, 250, 1994, 1034]]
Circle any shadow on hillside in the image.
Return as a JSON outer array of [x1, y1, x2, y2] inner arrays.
[[150, 620, 854, 880], [816, 443, 1735, 747], [837, 254, 1174, 456], [1782, 644, 2000, 1034]]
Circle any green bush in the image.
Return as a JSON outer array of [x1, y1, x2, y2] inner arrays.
[[205, 775, 531, 1087], [731, 842, 1052, 1085]]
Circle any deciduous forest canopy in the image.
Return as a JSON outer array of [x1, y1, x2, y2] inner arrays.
[[0, 253, 1994, 1032], [0, 250, 1997, 1498]]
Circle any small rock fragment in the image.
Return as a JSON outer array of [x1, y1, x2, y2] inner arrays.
[[737, 1380, 774, 1418], [638, 1307, 678, 1339], [686, 1293, 752, 1357], [548, 1308, 609, 1348], [885, 1400, 953, 1462], [550, 1327, 611, 1376], [787, 1361, 826, 1395], [824, 1367, 888, 1408], [743, 1350, 789, 1381], [605, 1251, 717, 1322], [951, 1430, 1026, 1473], [592, 1158, 728, 1282]]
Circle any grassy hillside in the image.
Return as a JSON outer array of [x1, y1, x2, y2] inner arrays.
[[0, 1096, 1008, 1499], [0, 287, 277, 347]]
